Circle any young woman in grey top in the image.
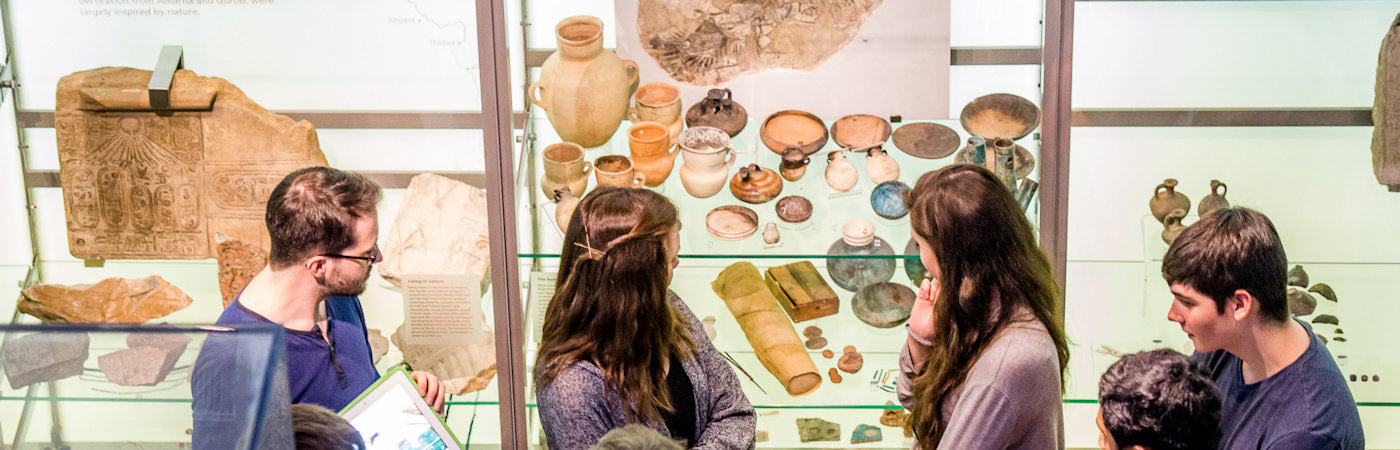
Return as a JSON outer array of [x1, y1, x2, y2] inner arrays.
[[534, 187, 756, 449], [899, 165, 1070, 449]]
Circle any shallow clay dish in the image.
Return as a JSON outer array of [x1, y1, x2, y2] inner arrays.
[[853, 282, 916, 328], [954, 143, 1036, 178], [871, 181, 912, 219], [760, 110, 828, 155], [960, 93, 1040, 140], [705, 205, 759, 241], [775, 196, 814, 223], [830, 114, 891, 150], [892, 122, 960, 159]]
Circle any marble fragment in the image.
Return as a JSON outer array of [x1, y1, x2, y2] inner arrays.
[[368, 328, 389, 365], [18, 276, 193, 323], [851, 424, 883, 444], [392, 321, 497, 395], [2, 332, 90, 389], [98, 347, 180, 386], [379, 174, 492, 290], [796, 418, 840, 443], [215, 233, 266, 308], [55, 67, 326, 259], [1373, 13, 1400, 191]]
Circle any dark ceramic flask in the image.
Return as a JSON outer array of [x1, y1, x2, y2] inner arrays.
[[685, 88, 747, 137], [1197, 180, 1229, 217], [827, 219, 896, 292], [1149, 178, 1190, 223], [780, 147, 811, 181]]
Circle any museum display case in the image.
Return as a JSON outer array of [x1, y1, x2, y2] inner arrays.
[[1062, 1, 1400, 446], [0, 1, 515, 447], [510, 0, 1054, 447]]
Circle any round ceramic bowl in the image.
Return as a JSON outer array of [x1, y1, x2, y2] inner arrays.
[[830, 114, 892, 150], [774, 196, 814, 223], [892, 122, 960, 159], [705, 205, 759, 241], [959, 93, 1040, 140], [760, 110, 828, 155], [871, 181, 912, 219]]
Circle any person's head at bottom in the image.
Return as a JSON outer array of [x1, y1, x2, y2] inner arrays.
[[292, 403, 365, 449], [1096, 349, 1221, 450], [590, 424, 686, 450]]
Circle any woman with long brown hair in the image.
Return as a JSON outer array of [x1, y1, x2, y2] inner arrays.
[[534, 187, 755, 449], [899, 164, 1070, 449]]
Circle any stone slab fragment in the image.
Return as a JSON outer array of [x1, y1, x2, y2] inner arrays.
[[18, 276, 193, 323], [216, 233, 267, 307], [2, 332, 90, 389], [378, 173, 492, 288], [796, 417, 840, 443], [97, 346, 183, 386], [55, 67, 327, 259], [392, 322, 496, 395]]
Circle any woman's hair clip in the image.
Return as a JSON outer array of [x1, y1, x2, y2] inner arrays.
[[574, 241, 605, 261]]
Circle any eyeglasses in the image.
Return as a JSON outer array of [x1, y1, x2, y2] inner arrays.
[[322, 245, 381, 265]]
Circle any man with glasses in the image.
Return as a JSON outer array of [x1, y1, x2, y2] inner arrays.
[[196, 166, 445, 416]]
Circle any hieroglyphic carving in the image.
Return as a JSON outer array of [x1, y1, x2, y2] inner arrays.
[[638, 0, 883, 85], [56, 67, 327, 259]]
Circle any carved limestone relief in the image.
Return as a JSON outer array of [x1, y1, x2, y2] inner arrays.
[[55, 67, 327, 259]]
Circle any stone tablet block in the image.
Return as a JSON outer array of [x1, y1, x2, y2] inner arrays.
[[18, 276, 193, 323], [378, 173, 492, 289], [98, 346, 182, 386], [2, 332, 90, 389], [1375, 13, 1400, 191], [215, 233, 267, 307], [796, 417, 840, 443], [55, 67, 327, 259]]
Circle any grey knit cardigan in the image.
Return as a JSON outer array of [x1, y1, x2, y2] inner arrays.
[[535, 291, 757, 449]]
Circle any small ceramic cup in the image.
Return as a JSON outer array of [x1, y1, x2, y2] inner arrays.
[[628, 121, 679, 187], [540, 142, 591, 198], [630, 82, 682, 140], [593, 155, 647, 188]]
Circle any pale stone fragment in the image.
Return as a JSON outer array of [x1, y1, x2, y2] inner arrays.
[[215, 233, 266, 308], [378, 173, 492, 290], [2, 332, 90, 389], [18, 276, 193, 323], [392, 321, 497, 395], [55, 67, 327, 259], [638, 0, 884, 85], [796, 417, 840, 442], [368, 328, 389, 365], [98, 347, 182, 386]]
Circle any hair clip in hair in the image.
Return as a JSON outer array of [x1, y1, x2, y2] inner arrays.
[[574, 242, 605, 261]]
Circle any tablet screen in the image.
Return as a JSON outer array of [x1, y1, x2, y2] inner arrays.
[[340, 370, 459, 450]]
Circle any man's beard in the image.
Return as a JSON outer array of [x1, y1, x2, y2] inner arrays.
[[323, 266, 371, 297]]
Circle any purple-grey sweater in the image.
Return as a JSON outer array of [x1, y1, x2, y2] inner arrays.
[[535, 292, 756, 449]]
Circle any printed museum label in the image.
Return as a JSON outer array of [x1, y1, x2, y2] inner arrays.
[[401, 274, 486, 346]]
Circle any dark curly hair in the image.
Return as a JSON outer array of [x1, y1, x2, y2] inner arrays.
[[1099, 349, 1222, 450]]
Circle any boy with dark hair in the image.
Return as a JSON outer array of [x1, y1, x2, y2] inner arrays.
[[1096, 349, 1221, 450], [1162, 207, 1363, 449]]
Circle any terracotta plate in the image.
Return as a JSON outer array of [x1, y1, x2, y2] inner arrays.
[[830, 114, 891, 150], [853, 282, 916, 328], [760, 110, 828, 155], [705, 205, 759, 241], [892, 122, 960, 159], [775, 196, 814, 223], [959, 93, 1041, 140]]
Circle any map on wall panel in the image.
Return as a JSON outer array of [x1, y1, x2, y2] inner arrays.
[[617, 0, 951, 120], [55, 67, 327, 260], [11, 0, 480, 111]]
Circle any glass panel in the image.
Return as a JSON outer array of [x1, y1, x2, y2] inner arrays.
[[0, 2, 506, 447], [1067, 1, 1400, 448], [0, 324, 284, 448], [513, 0, 1046, 446]]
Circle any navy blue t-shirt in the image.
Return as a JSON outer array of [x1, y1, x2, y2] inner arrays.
[[209, 296, 379, 411], [1194, 320, 1364, 449]]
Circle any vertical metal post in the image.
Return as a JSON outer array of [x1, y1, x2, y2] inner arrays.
[[1039, 0, 1074, 304], [475, 0, 527, 448]]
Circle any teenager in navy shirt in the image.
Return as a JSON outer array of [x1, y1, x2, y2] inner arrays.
[[193, 167, 445, 445], [1161, 208, 1363, 449]]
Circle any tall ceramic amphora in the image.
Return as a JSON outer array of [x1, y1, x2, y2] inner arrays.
[[678, 126, 735, 198], [528, 16, 638, 148]]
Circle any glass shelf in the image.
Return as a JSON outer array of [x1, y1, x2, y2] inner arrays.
[[517, 116, 1043, 260]]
